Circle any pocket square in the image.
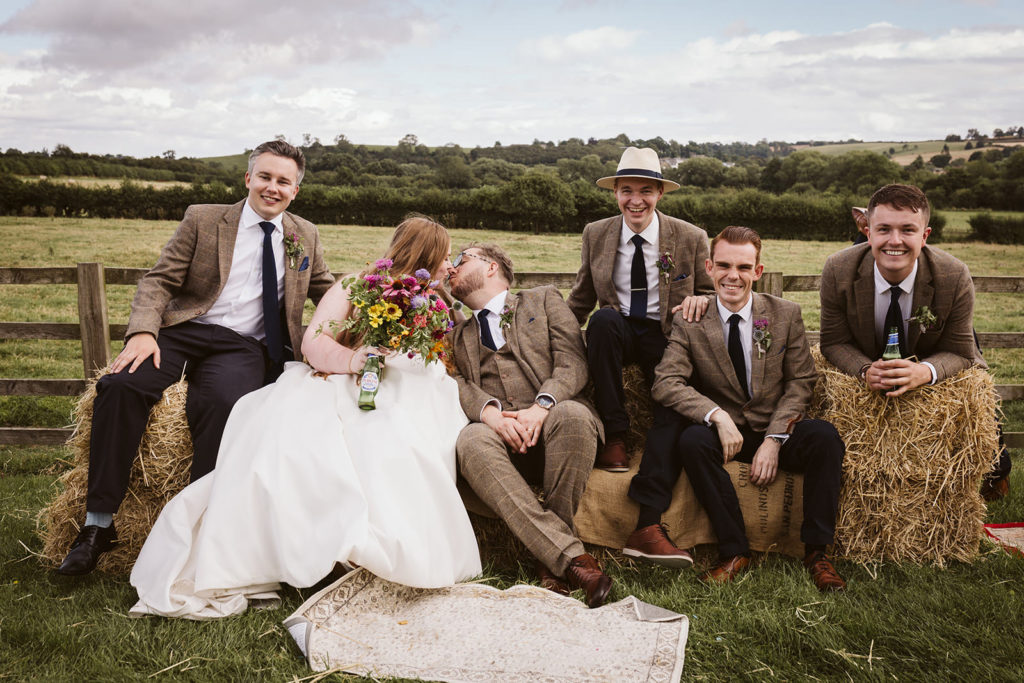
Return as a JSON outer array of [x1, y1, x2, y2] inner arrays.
[[672, 273, 689, 281], [298, 256, 309, 272]]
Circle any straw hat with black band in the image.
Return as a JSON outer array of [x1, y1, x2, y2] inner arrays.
[[596, 147, 680, 192]]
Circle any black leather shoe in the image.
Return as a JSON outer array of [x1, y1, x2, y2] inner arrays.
[[57, 523, 118, 576]]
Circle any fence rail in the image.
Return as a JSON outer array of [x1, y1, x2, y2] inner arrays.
[[2, 265, 1022, 447]]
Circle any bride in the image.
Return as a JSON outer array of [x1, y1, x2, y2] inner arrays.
[[129, 215, 482, 620]]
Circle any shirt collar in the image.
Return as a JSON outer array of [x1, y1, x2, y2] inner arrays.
[[619, 211, 660, 246], [242, 201, 283, 233], [716, 294, 753, 323], [873, 260, 918, 295], [473, 290, 509, 318]]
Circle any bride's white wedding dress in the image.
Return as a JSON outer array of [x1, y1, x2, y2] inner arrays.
[[129, 354, 481, 620]]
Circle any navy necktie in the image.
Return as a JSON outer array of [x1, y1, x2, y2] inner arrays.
[[883, 285, 907, 358], [259, 221, 283, 364], [629, 234, 648, 319], [728, 313, 749, 398], [478, 309, 497, 351]]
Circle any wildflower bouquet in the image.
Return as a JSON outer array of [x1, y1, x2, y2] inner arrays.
[[337, 258, 455, 364]]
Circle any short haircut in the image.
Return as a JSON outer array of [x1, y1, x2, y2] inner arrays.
[[710, 226, 762, 264], [460, 242, 514, 285], [868, 184, 930, 224], [248, 140, 306, 184]]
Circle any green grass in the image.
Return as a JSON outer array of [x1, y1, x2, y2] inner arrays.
[[2, 217, 1023, 680]]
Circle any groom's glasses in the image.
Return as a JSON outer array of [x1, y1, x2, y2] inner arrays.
[[452, 251, 492, 268]]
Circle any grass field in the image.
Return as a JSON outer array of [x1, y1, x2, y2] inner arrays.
[[793, 139, 1024, 165], [16, 176, 192, 189], [1, 217, 1022, 681]]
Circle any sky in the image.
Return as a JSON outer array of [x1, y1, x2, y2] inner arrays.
[[0, 0, 1021, 158]]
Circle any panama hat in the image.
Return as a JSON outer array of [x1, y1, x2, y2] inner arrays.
[[596, 146, 680, 192]]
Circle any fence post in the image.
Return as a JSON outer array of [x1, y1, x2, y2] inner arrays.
[[77, 262, 110, 377], [756, 271, 784, 297]]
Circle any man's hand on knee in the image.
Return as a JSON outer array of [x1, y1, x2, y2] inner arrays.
[[710, 410, 743, 462], [749, 439, 780, 485], [112, 333, 160, 373]]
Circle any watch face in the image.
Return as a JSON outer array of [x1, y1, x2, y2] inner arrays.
[[537, 396, 554, 409]]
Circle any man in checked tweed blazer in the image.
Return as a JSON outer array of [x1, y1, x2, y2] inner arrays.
[[448, 242, 612, 608], [820, 183, 1008, 499], [647, 227, 846, 591], [566, 147, 714, 476], [58, 140, 334, 576]]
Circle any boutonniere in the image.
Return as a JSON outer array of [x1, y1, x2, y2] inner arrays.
[[499, 299, 516, 330], [657, 251, 675, 282], [753, 318, 772, 358], [907, 305, 939, 334], [283, 232, 305, 270]]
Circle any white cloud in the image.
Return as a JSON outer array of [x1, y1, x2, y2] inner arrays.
[[522, 26, 641, 62]]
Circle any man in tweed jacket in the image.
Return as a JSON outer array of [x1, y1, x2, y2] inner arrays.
[[820, 183, 1008, 498], [58, 140, 335, 576], [448, 242, 612, 608], [646, 227, 846, 591], [566, 147, 713, 477]]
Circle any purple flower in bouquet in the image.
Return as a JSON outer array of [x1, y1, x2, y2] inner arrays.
[[410, 295, 429, 309], [414, 268, 431, 280], [375, 258, 394, 270], [363, 273, 383, 286]]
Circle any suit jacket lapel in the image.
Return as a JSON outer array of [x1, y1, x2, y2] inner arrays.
[[854, 255, 878, 357], [595, 216, 622, 307], [704, 302, 745, 399], [503, 292, 522, 359], [909, 254, 933, 354], [657, 211, 675, 318], [749, 294, 767, 399], [281, 213, 301, 326], [216, 201, 244, 288], [458, 321, 482, 385]]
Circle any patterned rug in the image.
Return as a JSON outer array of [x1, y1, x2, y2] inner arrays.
[[985, 523, 1024, 558], [284, 568, 688, 682]]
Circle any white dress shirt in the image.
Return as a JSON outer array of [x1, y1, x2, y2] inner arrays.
[[194, 201, 286, 341], [472, 290, 508, 351], [873, 262, 936, 384], [614, 213, 661, 320], [704, 295, 788, 442]]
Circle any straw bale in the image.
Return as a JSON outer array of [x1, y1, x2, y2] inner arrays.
[[809, 347, 999, 565], [39, 372, 192, 574]]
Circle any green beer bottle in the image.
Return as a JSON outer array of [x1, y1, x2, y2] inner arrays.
[[358, 354, 383, 410], [882, 327, 902, 361]]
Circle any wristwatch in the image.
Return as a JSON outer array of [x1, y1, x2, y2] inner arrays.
[[535, 395, 555, 410], [767, 435, 786, 445]]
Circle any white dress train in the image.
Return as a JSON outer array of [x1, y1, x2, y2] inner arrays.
[[129, 355, 481, 620]]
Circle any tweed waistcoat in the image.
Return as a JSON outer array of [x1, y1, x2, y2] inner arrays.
[[477, 345, 536, 411]]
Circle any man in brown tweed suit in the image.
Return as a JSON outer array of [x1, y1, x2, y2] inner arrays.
[[448, 243, 612, 608], [566, 147, 713, 476], [58, 140, 335, 576], [647, 226, 846, 591], [820, 183, 1009, 499]]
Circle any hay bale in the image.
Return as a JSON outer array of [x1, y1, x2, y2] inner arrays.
[[810, 347, 999, 565], [39, 373, 192, 574]]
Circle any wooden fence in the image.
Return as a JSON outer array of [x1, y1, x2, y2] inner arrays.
[[2, 264, 1023, 447]]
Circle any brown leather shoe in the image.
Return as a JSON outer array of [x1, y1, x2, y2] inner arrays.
[[804, 551, 846, 592], [623, 524, 694, 568], [699, 555, 750, 584], [981, 476, 1010, 502], [565, 553, 613, 608], [535, 560, 570, 596], [596, 438, 630, 472]]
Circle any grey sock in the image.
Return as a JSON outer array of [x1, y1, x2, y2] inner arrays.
[[84, 511, 113, 528]]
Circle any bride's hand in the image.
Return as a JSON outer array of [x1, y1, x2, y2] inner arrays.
[[348, 346, 377, 375]]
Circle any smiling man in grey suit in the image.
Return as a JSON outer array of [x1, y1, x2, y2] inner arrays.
[[819, 183, 1009, 499], [448, 243, 611, 608], [567, 147, 714, 482], [58, 140, 335, 576], [648, 226, 846, 591]]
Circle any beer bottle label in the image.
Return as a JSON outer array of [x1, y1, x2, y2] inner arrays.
[[360, 371, 380, 392]]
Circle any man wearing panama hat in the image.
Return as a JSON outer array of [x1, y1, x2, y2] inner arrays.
[[567, 146, 713, 565]]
